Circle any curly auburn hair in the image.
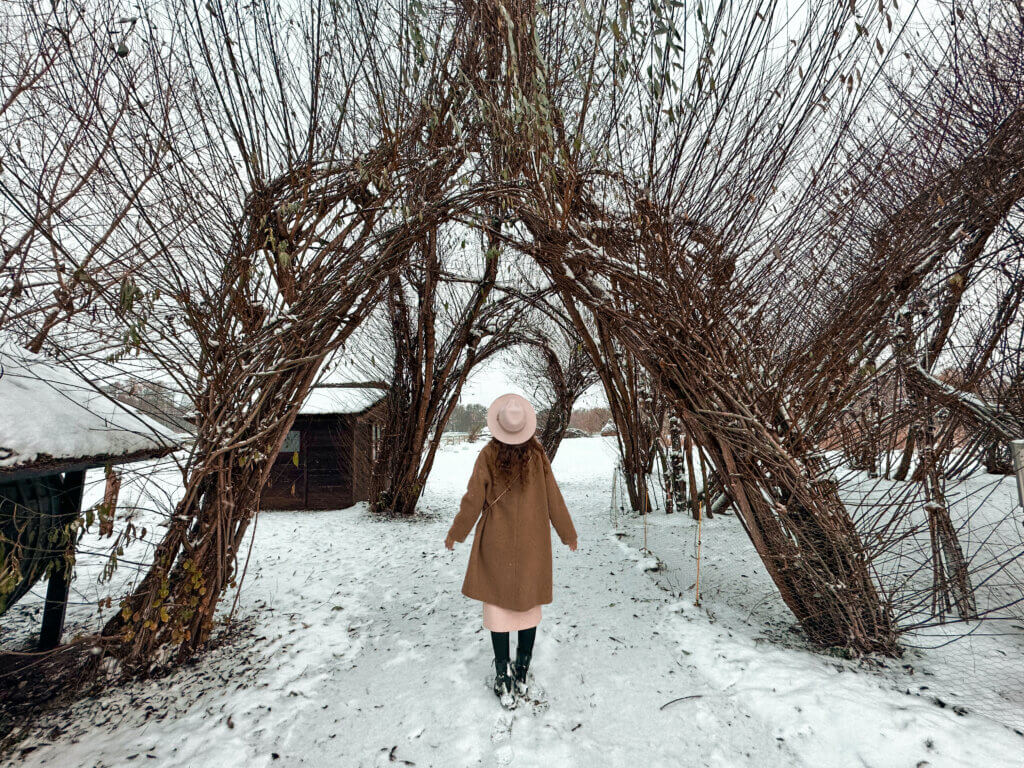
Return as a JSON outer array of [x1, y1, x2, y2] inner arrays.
[[489, 435, 545, 487]]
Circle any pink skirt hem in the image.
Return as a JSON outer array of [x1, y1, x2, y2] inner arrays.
[[482, 602, 542, 631]]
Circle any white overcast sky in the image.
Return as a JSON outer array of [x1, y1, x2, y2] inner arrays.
[[458, 356, 607, 409]]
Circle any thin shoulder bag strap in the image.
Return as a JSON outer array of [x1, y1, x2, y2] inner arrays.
[[480, 468, 524, 518]]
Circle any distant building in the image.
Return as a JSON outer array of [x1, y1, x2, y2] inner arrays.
[[111, 379, 195, 434], [260, 384, 388, 511], [0, 339, 179, 648], [600, 419, 618, 436]]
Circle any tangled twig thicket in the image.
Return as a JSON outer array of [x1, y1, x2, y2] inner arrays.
[[1, 0, 1022, 674]]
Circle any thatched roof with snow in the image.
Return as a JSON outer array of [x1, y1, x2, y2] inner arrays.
[[0, 340, 181, 477]]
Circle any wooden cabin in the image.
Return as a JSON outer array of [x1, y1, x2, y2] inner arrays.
[[261, 384, 388, 511], [0, 339, 179, 649]]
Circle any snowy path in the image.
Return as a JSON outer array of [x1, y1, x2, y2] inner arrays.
[[8, 438, 1024, 767], [254, 463, 804, 768]]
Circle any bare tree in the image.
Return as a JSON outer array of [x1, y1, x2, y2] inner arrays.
[[0, 3, 162, 351], [89, 0, 505, 667], [874, 0, 1024, 481], [5, 0, 1021, 677], [462, 0, 1024, 654], [365, 223, 528, 516]]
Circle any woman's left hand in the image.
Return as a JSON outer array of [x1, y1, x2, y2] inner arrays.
[[444, 534, 455, 550]]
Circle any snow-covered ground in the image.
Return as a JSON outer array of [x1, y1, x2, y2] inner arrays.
[[4, 437, 1024, 767], [613, 458, 1024, 734]]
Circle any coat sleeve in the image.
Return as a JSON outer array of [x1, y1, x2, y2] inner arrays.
[[447, 448, 491, 543], [542, 452, 577, 545]]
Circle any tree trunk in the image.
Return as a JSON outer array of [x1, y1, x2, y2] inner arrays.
[[667, 414, 685, 515], [684, 435, 699, 521], [917, 412, 977, 621], [697, 449, 714, 519], [103, 358, 324, 667], [539, 397, 572, 460], [713, 432, 899, 654], [893, 430, 916, 481], [372, 426, 427, 517], [983, 440, 1013, 474]]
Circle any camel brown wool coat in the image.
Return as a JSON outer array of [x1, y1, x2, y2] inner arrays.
[[447, 441, 577, 611]]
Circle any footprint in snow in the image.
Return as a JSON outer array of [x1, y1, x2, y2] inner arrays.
[[490, 711, 515, 765]]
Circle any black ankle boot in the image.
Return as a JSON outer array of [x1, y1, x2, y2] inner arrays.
[[493, 658, 513, 704], [512, 653, 531, 695]]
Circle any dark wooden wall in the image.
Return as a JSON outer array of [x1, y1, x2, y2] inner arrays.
[[352, 400, 386, 505], [261, 404, 384, 511]]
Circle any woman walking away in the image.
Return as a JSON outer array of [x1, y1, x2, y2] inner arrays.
[[444, 393, 578, 709]]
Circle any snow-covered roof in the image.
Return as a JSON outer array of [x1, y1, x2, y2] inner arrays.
[[299, 385, 387, 415], [0, 339, 180, 474]]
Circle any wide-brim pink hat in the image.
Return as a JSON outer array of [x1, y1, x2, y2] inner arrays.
[[487, 393, 537, 445]]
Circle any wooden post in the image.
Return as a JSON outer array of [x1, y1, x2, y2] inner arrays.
[[100, 467, 120, 538], [694, 501, 703, 607], [39, 470, 85, 651]]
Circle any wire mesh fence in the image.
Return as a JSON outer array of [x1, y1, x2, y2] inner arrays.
[[607, 437, 1024, 731], [1, 455, 184, 653]]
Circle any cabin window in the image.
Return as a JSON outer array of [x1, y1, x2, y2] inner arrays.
[[280, 430, 300, 453]]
